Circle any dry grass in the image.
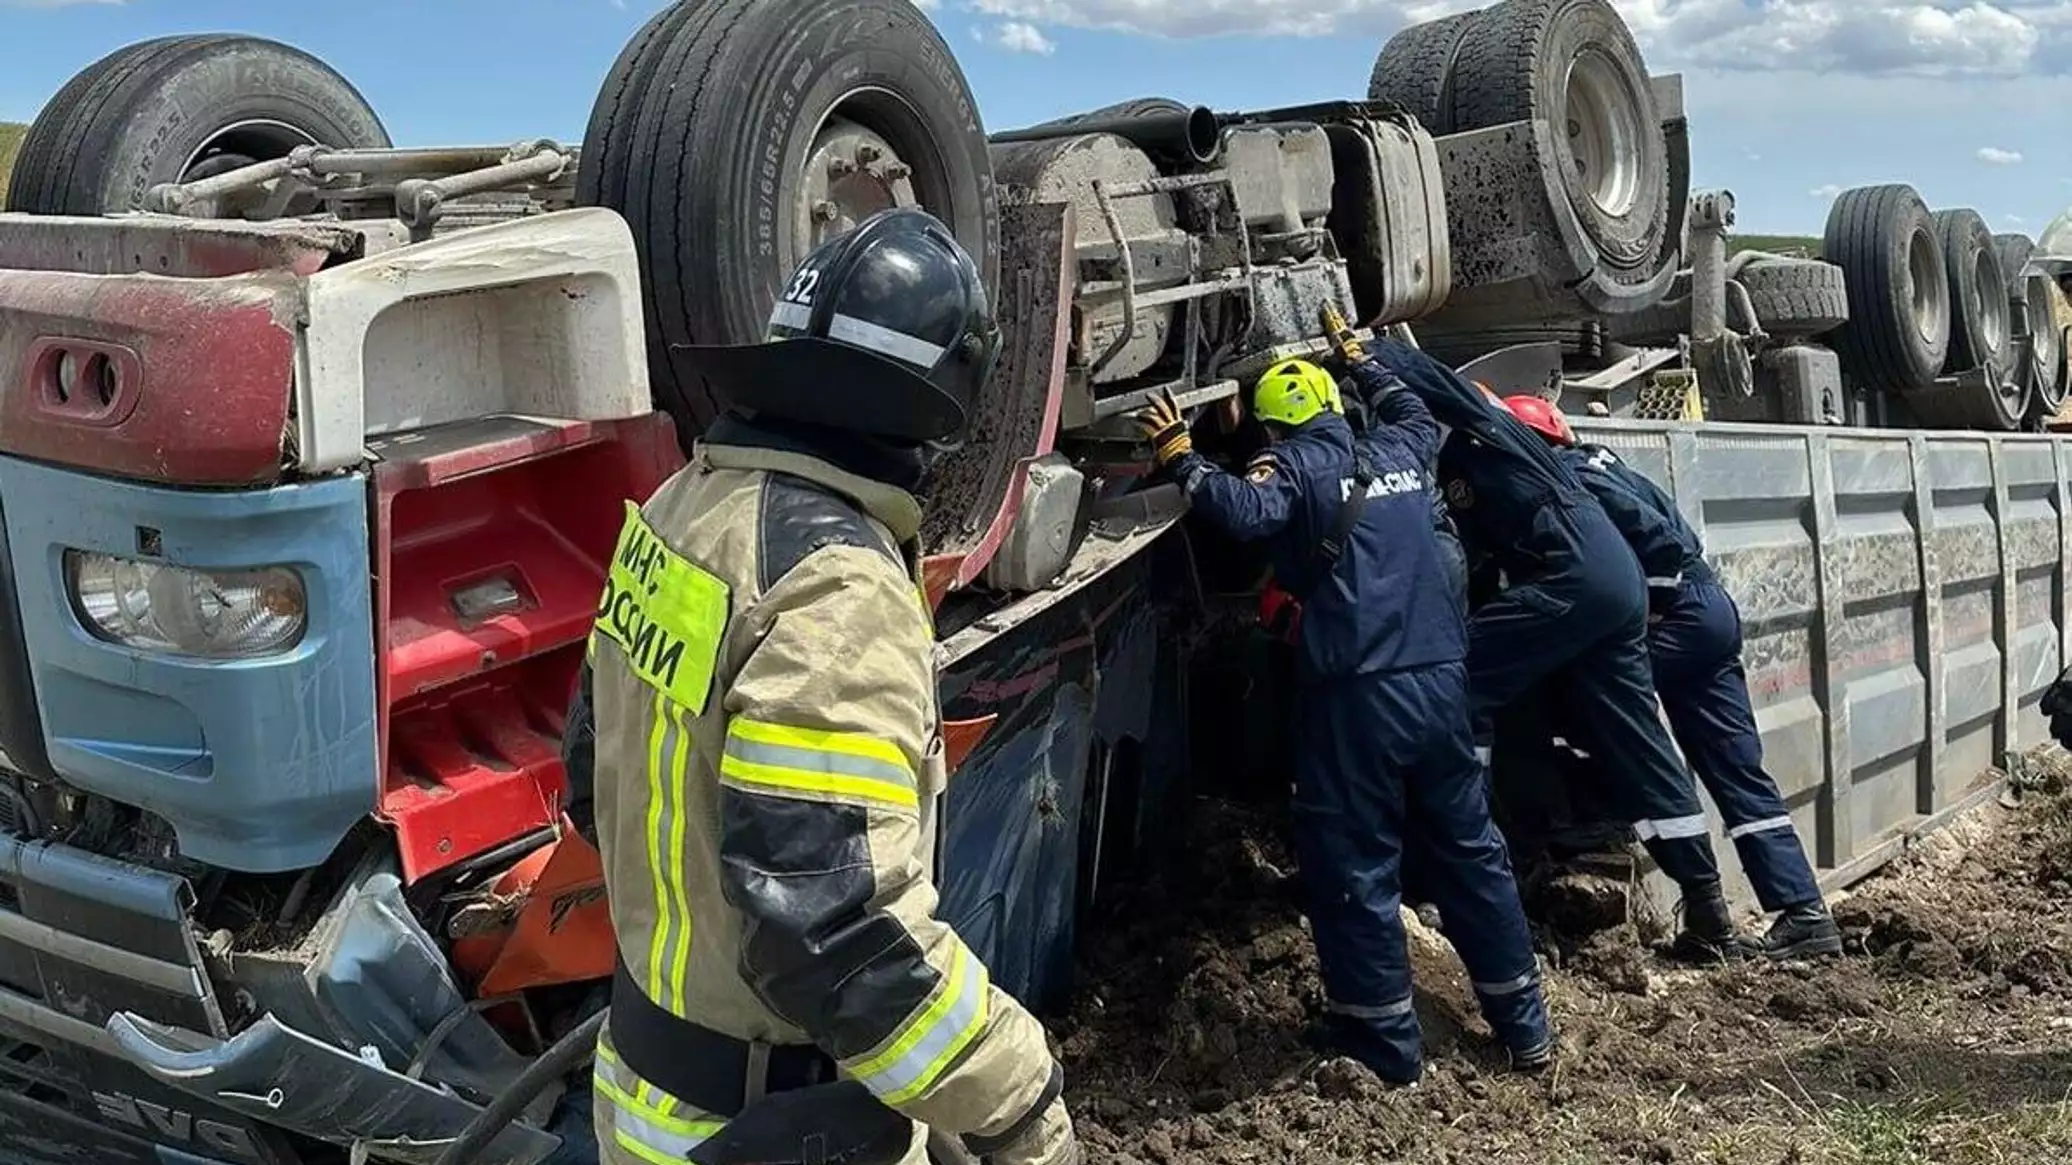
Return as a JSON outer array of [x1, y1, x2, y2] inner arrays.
[[0, 122, 25, 199]]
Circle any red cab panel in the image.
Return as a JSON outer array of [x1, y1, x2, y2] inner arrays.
[[0, 267, 298, 484]]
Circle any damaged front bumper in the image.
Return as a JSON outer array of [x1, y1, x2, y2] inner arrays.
[[0, 834, 564, 1165], [107, 1011, 557, 1165]]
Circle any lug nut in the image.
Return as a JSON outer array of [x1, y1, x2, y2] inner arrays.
[[856, 143, 881, 164], [878, 162, 912, 182], [828, 156, 858, 176], [812, 200, 840, 222]]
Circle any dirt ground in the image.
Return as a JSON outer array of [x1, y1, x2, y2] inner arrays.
[[1056, 753, 2072, 1164]]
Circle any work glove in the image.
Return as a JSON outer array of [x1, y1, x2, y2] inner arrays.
[[1321, 302, 1367, 365], [1132, 388, 1193, 469], [976, 1094, 1079, 1165]]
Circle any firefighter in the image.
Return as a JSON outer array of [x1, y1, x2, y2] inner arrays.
[[572, 208, 1075, 1165], [1499, 394, 1842, 960], [1133, 344, 1554, 1085], [1365, 339, 1752, 962]]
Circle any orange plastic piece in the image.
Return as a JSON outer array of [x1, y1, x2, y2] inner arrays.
[[449, 818, 616, 998], [942, 715, 997, 776]]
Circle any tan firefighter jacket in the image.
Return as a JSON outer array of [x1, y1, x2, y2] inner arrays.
[[580, 437, 1074, 1165]]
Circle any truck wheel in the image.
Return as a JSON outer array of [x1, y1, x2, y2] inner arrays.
[[579, 0, 1000, 441], [2027, 271, 2068, 421], [1368, 11, 1481, 134], [1032, 96, 1192, 127], [1735, 258, 1849, 337], [1822, 184, 1949, 391], [1996, 232, 2037, 285], [575, 3, 700, 216], [1937, 208, 2011, 378], [5, 35, 388, 216], [1445, 0, 1668, 280]]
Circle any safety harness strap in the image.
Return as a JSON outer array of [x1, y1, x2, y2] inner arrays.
[[609, 961, 836, 1118]]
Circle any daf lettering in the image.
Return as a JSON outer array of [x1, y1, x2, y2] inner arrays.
[[94, 1092, 265, 1164]]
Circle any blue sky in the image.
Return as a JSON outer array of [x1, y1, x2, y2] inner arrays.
[[2, 0, 2071, 237]]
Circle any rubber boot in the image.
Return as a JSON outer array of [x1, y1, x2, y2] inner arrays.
[[1763, 900, 1843, 960], [1507, 1035, 1556, 1074], [1668, 880, 1758, 964]]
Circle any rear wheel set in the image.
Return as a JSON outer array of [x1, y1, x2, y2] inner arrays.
[[1821, 187, 2031, 430]]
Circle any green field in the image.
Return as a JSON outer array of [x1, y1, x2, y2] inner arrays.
[[1729, 232, 1821, 257], [0, 122, 24, 198]]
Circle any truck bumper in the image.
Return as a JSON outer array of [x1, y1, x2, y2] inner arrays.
[[0, 832, 560, 1165]]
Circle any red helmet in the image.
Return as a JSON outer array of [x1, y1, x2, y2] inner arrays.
[[1502, 394, 1575, 445]]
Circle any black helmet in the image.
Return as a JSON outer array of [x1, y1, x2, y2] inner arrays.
[[680, 208, 1000, 445]]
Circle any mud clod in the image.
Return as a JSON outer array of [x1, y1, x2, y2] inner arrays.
[[1063, 755, 2072, 1162]]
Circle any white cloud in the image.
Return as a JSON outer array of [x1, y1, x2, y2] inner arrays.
[[993, 19, 1058, 52], [2006, 213, 2029, 224], [1979, 145, 2026, 163], [962, 1, 2072, 76], [1811, 183, 1845, 199]]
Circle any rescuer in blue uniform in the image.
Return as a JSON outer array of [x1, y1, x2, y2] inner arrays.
[[1501, 395, 1843, 960], [1133, 345, 1554, 1084], [1364, 338, 1750, 961]]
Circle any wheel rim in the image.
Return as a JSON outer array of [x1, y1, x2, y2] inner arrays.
[[1907, 227, 1948, 348], [1561, 49, 1641, 219], [176, 118, 320, 217], [1974, 247, 2009, 356], [2028, 279, 2066, 409], [788, 88, 937, 275]]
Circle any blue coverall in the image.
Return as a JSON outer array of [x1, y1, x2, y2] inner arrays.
[[1368, 340, 1725, 893], [1170, 368, 1550, 1083], [1559, 442, 1823, 912]]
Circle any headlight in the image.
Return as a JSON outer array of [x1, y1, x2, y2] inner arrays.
[[65, 550, 307, 659]]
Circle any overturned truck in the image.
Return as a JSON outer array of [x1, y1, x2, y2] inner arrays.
[[0, 2, 2061, 1164]]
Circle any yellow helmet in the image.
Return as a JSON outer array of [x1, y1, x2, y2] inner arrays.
[[1253, 359, 1333, 428]]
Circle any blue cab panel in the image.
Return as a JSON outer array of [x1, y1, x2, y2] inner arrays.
[[0, 456, 377, 872]]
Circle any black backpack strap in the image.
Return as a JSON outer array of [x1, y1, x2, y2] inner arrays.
[[1316, 449, 1378, 571]]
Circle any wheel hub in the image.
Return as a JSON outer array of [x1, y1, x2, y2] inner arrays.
[[1907, 228, 1948, 348], [797, 117, 919, 254], [1561, 49, 1641, 219]]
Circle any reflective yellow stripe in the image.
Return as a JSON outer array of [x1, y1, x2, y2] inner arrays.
[[665, 698, 696, 1001], [642, 689, 673, 1011], [844, 942, 991, 1106], [719, 719, 919, 811], [726, 718, 914, 777], [595, 1067, 724, 1139], [719, 754, 920, 811], [599, 1040, 706, 1131]]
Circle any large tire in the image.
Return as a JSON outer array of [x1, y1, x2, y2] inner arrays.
[[1938, 209, 2011, 377], [1822, 185, 1949, 391], [575, 4, 701, 221], [1368, 12, 1482, 134], [1446, 0, 1668, 280], [1996, 232, 2037, 285], [1735, 259, 1849, 337], [6, 35, 388, 215], [1032, 96, 1192, 128], [578, 0, 1000, 441], [2027, 271, 2068, 421]]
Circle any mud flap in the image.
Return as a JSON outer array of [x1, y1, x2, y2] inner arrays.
[[105, 1012, 561, 1165]]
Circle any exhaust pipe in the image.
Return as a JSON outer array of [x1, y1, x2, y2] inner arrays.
[[989, 105, 1222, 166]]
